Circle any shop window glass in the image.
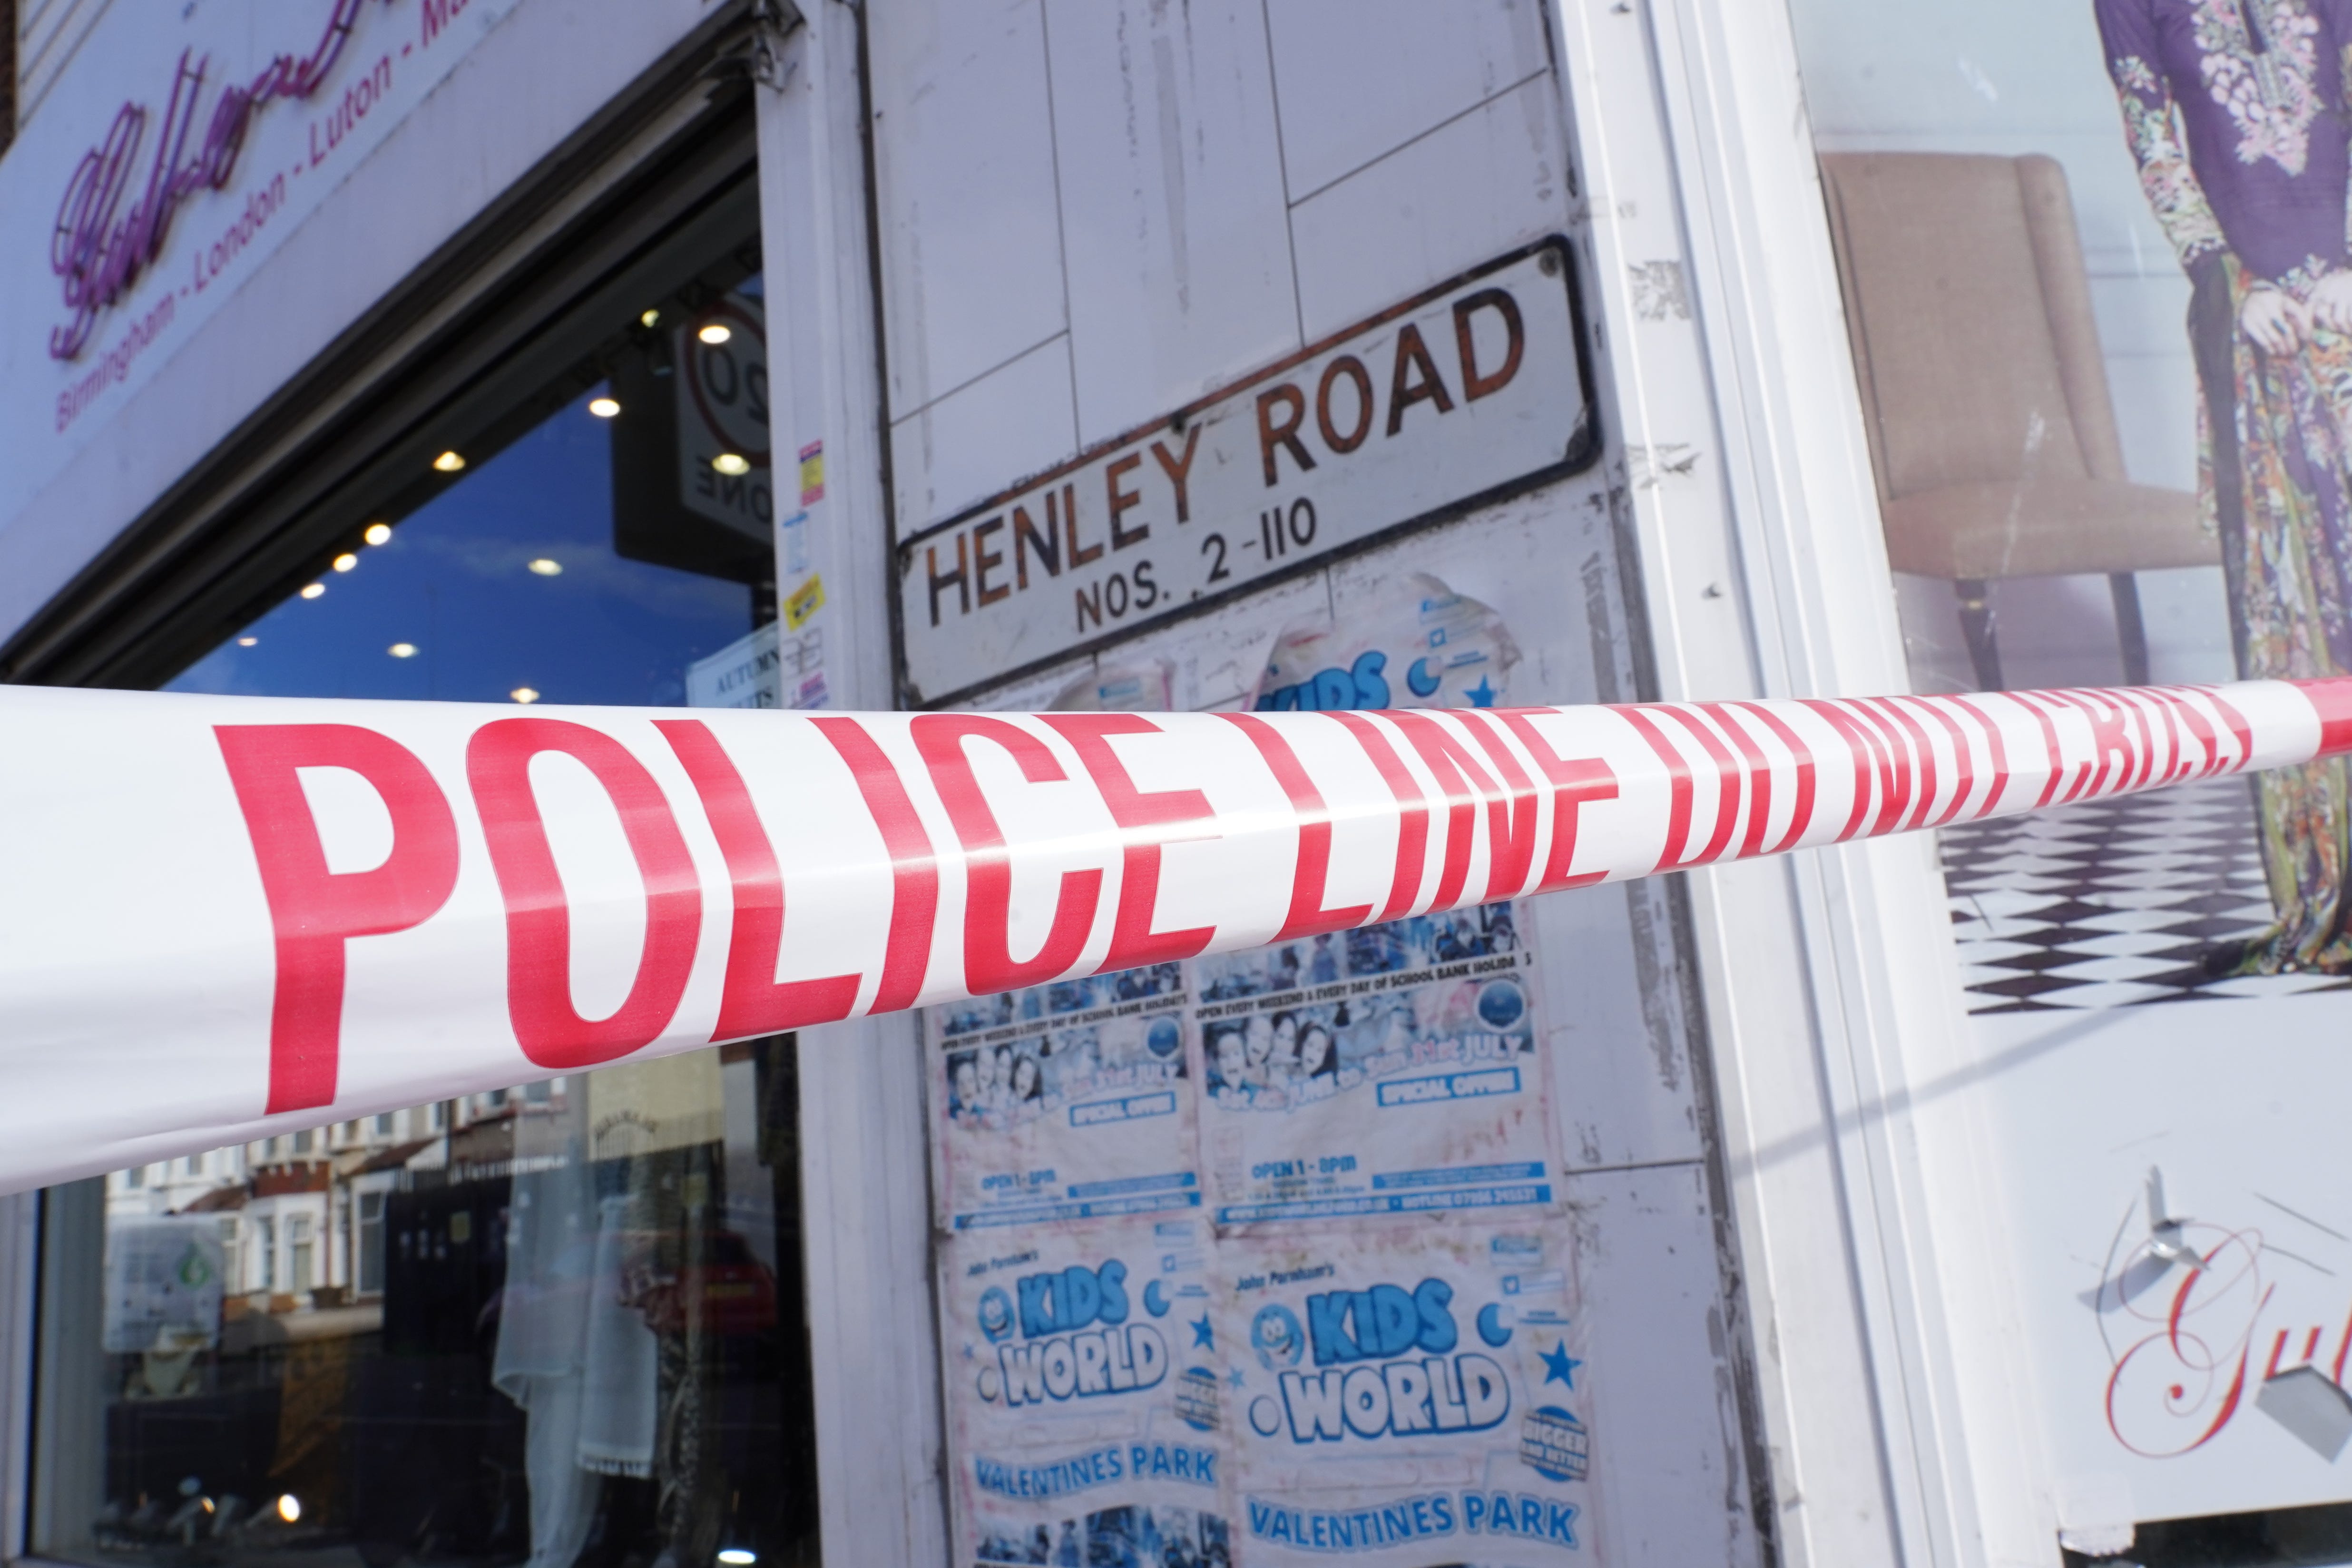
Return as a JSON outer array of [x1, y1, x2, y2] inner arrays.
[[32, 212, 817, 1568], [1785, 0, 2352, 1560]]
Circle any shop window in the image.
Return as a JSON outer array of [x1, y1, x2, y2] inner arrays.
[[1786, 0, 2352, 1560], [28, 136, 816, 1568], [40, 1049, 816, 1568]]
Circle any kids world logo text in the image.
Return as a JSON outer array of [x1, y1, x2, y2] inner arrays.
[[1247, 1277, 1513, 1441], [973, 1260, 1171, 1407]]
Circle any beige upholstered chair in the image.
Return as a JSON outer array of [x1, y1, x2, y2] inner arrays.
[[1819, 152, 2216, 688]]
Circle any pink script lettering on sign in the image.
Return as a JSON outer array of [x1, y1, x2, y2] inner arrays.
[[46, 0, 386, 363]]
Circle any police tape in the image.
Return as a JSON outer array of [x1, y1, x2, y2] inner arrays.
[[3, 676, 2348, 1193]]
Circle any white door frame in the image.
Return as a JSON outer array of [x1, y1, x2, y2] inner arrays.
[[754, 3, 952, 1563], [1549, 1, 2059, 1565]]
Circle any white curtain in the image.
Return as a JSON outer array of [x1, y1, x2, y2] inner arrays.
[[491, 1098, 657, 1568]]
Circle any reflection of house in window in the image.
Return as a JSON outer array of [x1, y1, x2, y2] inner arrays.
[[288, 1215, 314, 1292], [357, 1192, 386, 1295], [257, 1216, 276, 1291]]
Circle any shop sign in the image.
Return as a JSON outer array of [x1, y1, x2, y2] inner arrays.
[[894, 241, 1597, 706], [0, 0, 517, 524]]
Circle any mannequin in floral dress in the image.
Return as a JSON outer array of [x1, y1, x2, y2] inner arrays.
[[2098, 0, 2352, 972]]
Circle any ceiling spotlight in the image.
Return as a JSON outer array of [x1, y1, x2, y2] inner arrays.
[[299, 583, 326, 600], [432, 451, 466, 473], [237, 637, 258, 647], [697, 323, 732, 345], [332, 553, 358, 573], [388, 643, 418, 659], [717, 1552, 756, 1566], [510, 687, 540, 705], [588, 396, 621, 419], [363, 522, 392, 546], [275, 1494, 302, 1525], [712, 452, 751, 476], [528, 558, 563, 576], [640, 308, 661, 328]]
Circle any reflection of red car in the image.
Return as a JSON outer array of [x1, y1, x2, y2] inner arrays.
[[636, 1230, 778, 1337], [484, 1228, 778, 1342]]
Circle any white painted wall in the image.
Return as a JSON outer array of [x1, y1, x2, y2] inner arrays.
[[872, 0, 1566, 533], [867, 3, 1763, 1562]]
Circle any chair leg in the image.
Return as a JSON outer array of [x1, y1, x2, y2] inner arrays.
[[1955, 578, 2002, 690], [2109, 572, 2151, 686]]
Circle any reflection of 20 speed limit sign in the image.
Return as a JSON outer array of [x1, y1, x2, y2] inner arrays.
[[685, 298, 770, 470]]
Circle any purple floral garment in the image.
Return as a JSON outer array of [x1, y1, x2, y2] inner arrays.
[[2097, 0, 2352, 971], [2096, 0, 2352, 286]]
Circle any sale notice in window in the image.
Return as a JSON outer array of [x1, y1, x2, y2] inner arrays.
[[894, 242, 1598, 706]]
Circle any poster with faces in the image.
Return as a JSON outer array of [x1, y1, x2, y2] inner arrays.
[[1193, 904, 1553, 1225], [1217, 1222, 1590, 1568], [931, 964, 1201, 1231], [941, 1218, 1234, 1567]]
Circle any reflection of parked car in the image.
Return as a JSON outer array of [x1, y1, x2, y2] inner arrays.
[[480, 1224, 778, 1343], [637, 1228, 778, 1337]]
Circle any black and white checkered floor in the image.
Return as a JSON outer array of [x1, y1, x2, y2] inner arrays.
[[1941, 777, 2352, 1012]]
